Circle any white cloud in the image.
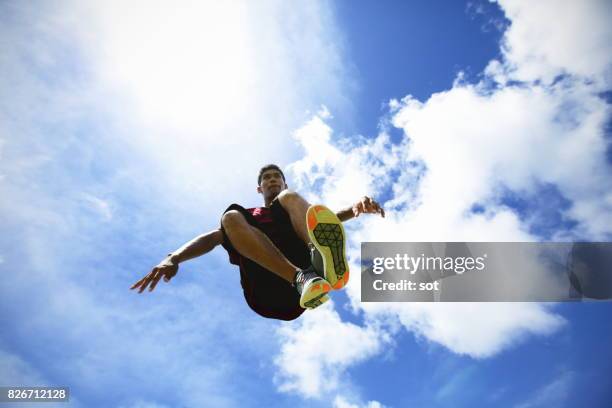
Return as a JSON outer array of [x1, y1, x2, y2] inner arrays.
[[366, 302, 564, 358], [287, 103, 573, 361], [279, 0, 611, 394], [0, 0, 354, 217], [391, 81, 611, 239], [2, 0, 609, 406], [493, 0, 612, 87], [276, 96, 575, 396], [274, 303, 388, 399], [288, 116, 395, 212], [333, 395, 386, 408], [0, 1, 353, 406]]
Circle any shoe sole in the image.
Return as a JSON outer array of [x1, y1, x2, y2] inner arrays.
[[306, 205, 349, 290], [300, 278, 331, 309], [303, 293, 330, 309]]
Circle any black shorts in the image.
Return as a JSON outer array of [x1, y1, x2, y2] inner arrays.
[[220, 199, 310, 321]]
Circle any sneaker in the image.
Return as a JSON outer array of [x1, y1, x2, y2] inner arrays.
[[294, 267, 332, 309], [306, 205, 350, 290]]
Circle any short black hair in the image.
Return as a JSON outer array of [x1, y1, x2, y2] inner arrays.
[[258, 164, 286, 185]]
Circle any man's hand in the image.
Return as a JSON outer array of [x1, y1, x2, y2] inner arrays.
[[352, 196, 385, 218], [130, 255, 179, 293]]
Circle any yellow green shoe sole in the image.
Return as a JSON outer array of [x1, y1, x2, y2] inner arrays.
[[300, 279, 331, 309], [306, 205, 349, 290]]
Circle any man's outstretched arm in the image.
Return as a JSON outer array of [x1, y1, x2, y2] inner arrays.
[[336, 196, 385, 222], [130, 229, 224, 293]]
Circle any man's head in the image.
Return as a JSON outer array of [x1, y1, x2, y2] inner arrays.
[[257, 164, 287, 203]]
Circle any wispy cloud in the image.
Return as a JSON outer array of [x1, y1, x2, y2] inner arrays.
[[514, 371, 574, 408], [81, 193, 113, 221]]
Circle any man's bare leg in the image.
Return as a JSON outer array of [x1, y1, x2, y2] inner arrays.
[[276, 190, 349, 289], [275, 190, 311, 245], [222, 209, 331, 308], [222, 210, 298, 282]]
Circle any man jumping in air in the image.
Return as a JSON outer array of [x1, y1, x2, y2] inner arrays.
[[130, 164, 385, 321]]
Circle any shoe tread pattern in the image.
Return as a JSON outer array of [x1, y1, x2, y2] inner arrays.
[[312, 223, 346, 278]]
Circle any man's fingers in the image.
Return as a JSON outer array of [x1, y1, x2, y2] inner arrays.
[[132, 265, 176, 293], [367, 200, 378, 212], [149, 278, 161, 291], [371, 201, 384, 216], [138, 278, 152, 293], [131, 276, 151, 291], [135, 268, 158, 293], [354, 197, 385, 218], [354, 198, 384, 217], [357, 197, 386, 217], [130, 277, 146, 290], [361, 197, 381, 213], [361, 197, 369, 211], [148, 271, 164, 291]]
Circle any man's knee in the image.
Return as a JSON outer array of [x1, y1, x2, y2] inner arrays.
[[277, 189, 303, 205], [221, 210, 247, 229]]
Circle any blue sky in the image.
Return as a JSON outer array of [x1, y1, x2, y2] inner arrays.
[[333, 0, 506, 136], [1, 1, 611, 407]]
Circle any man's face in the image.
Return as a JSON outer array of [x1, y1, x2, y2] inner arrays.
[[257, 169, 287, 199]]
